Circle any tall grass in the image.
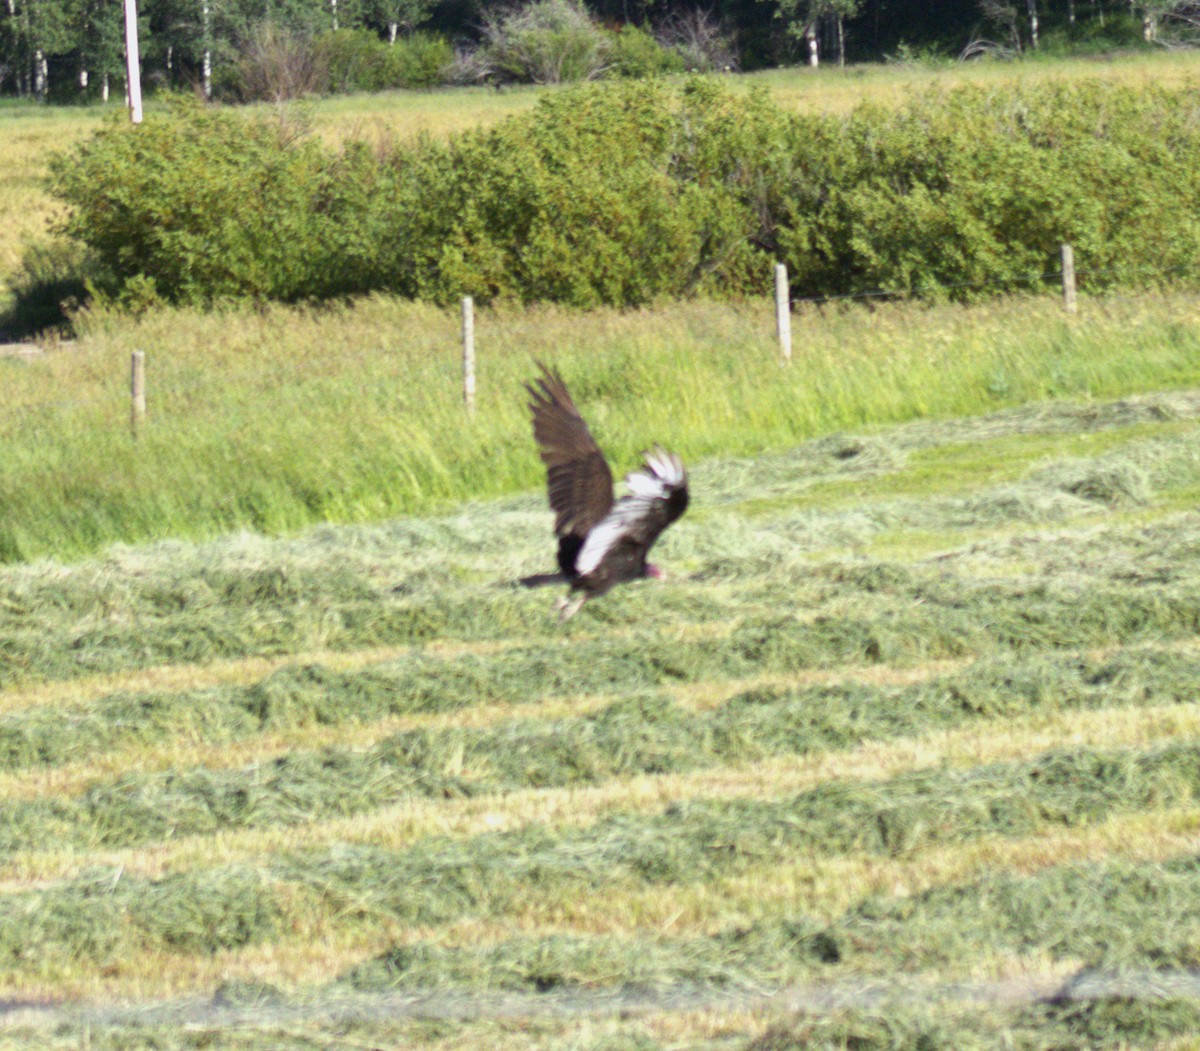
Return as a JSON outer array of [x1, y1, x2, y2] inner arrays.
[[4, 292, 1200, 562]]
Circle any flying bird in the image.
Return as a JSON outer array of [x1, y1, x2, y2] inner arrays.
[[524, 362, 689, 620]]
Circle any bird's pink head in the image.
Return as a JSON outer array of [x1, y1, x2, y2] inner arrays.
[[644, 563, 665, 580]]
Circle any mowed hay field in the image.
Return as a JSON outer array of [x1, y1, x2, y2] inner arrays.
[[7, 371, 1200, 1046], [8, 51, 1200, 1050]]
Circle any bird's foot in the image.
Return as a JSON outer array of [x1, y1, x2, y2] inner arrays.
[[555, 595, 586, 622]]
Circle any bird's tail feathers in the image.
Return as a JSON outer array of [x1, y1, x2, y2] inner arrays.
[[518, 572, 568, 588]]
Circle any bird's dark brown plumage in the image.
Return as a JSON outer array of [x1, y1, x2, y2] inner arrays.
[[525, 362, 615, 577], [525, 362, 689, 617]]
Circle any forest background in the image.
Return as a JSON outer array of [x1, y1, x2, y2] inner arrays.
[[5, 0, 1200, 106]]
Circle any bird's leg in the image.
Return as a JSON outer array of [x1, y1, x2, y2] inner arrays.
[[555, 594, 586, 622]]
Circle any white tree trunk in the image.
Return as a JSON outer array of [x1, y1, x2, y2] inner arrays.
[[388, 21, 398, 43], [123, 0, 142, 122], [202, 0, 212, 99], [166, 42, 172, 75], [1143, 11, 1157, 40], [837, 14, 845, 66], [79, 67, 89, 89], [102, 71, 110, 101], [330, 0, 337, 30], [1068, 0, 1075, 25], [1027, 0, 1039, 47], [34, 49, 46, 99], [807, 24, 819, 66]]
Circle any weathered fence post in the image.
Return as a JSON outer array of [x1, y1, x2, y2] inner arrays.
[[130, 350, 145, 439], [1060, 243, 1077, 314], [461, 296, 476, 413], [774, 262, 792, 364]]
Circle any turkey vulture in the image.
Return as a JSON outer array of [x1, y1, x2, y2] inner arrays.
[[524, 362, 689, 620]]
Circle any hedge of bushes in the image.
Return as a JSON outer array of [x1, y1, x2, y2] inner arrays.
[[49, 77, 1200, 309]]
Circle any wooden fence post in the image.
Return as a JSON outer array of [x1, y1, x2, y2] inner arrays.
[[461, 296, 476, 413], [130, 351, 145, 439], [1060, 244, 1077, 314], [774, 262, 792, 363]]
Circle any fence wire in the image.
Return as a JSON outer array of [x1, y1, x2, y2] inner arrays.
[[4, 259, 1200, 424]]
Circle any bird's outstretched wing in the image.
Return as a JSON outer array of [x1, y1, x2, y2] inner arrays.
[[525, 362, 614, 540], [575, 446, 689, 578]]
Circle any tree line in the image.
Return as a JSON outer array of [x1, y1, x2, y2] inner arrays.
[[2, 0, 1195, 102]]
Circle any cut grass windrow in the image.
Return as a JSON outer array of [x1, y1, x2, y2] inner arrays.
[[3, 806, 1193, 1003], [2, 691, 1196, 888], [2, 642, 1200, 852], [338, 848, 1200, 995], [4, 387, 1200, 690], [2, 741, 1200, 977], [5, 559, 1200, 787]]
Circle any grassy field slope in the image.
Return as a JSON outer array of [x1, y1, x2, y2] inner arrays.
[[6, 292, 1200, 564], [3, 382, 1200, 1048]]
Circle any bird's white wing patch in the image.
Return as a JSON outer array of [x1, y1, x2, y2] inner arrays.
[[574, 446, 686, 578]]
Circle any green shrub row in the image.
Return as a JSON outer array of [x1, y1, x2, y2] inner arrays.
[[51, 77, 1200, 309]]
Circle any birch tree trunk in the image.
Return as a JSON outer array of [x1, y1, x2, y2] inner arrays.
[[807, 23, 819, 65], [330, 0, 338, 30], [201, 0, 212, 99], [102, 71, 110, 100], [836, 13, 845, 66], [388, 22, 398, 43], [1026, 0, 1039, 47], [34, 49, 46, 98]]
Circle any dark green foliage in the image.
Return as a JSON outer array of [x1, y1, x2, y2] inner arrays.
[[0, 237, 91, 339], [49, 99, 358, 303], [778, 80, 1200, 300], [317, 29, 451, 92], [608, 25, 685, 78], [373, 79, 788, 306], [476, 0, 612, 84], [49, 78, 1200, 308]]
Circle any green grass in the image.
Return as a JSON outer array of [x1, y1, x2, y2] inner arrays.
[[7, 51, 1200, 1050], [5, 293, 1200, 563], [2, 382, 1200, 1046]]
